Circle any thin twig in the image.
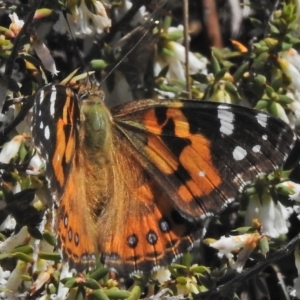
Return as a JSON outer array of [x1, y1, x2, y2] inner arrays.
[[0, 0, 41, 113], [201, 0, 222, 48], [183, 0, 191, 98]]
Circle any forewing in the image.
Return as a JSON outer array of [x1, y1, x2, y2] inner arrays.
[[31, 84, 80, 201], [111, 99, 296, 220], [32, 85, 96, 270], [99, 99, 296, 276]]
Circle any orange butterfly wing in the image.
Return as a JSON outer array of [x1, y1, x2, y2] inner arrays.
[[32, 86, 296, 277], [96, 99, 296, 276], [32, 85, 97, 271]]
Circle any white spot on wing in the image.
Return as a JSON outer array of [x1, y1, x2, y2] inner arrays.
[[218, 108, 235, 135], [256, 113, 268, 128], [252, 145, 261, 153], [44, 125, 50, 140], [49, 86, 57, 116], [39, 89, 44, 104], [198, 171, 206, 177], [75, 234, 79, 244], [39, 122, 44, 129], [262, 134, 268, 140], [233, 146, 247, 161]]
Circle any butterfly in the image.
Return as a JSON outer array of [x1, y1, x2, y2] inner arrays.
[[31, 83, 297, 277]]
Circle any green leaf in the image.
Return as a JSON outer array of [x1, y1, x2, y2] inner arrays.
[[190, 265, 210, 274], [87, 266, 108, 281], [92, 289, 110, 300], [277, 94, 294, 104], [42, 230, 57, 247], [176, 276, 188, 285], [38, 251, 61, 262], [269, 23, 280, 34], [270, 67, 283, 91], [83, 278, 101, 290], [90, 60, 108, 70], [192, 73, 210, 84], [255, 99, 270, 110], [214, 68, 227, 82], [13, 252, 34, 263], [270, 101, 279, 116], [126, 284, 142, 300], [232, 226, 254, 234], [211, 52, 221, 74], [104, 288, 131, 299], [259, 236, 269, 257], [61, 277, 78, 288], [11, 245, 33, 255], [253, 52, 269, 70], [249, 18, 263, 28], [181, 252, 192, 268], [225, 82, 240, 100], [233, 62, 249, 82], [281, 42, 293, 51]]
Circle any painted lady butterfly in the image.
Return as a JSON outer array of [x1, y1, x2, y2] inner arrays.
[[31, 83, 297, 277]]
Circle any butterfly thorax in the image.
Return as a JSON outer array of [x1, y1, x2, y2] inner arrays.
[[80, 93, 113, 154]]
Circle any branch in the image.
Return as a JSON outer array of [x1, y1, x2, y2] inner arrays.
[[0, 0, 41, 113]]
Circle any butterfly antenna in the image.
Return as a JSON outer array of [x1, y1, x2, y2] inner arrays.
[[99, 0, 171, 86], [62, 9, 95, 86], [99, 20, 159, 86]]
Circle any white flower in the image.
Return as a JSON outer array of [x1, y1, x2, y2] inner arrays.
[[277, 50, 300, 126], [289, 97, 300, 119], [11, 181, 21, 194], [245, 192, 291, 238], [31, 267, 54, 296], [283, 49, 300, 72], [56, 263, 73, 300], [28, 153, 44, 175], [0, 216, 16, 232], [228, 0, 243, 37], [9, 13, 24, 36], [0, 266, 10, 286], [280, 181, 300, 202], [113, 0, 146, 26], [0, 226, 29, 253], [68, 0, 111, 38], [152, 268, 171, 284], [0, 135, 24, 164], [209, 233, 261, 271], [155, 26, 208, 83], [32, 38, 59, 76], [4, 261, 28, 295], [209, 234, 260, 255]]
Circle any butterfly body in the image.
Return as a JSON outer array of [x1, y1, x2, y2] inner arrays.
[[31, 84, 297, 277]]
